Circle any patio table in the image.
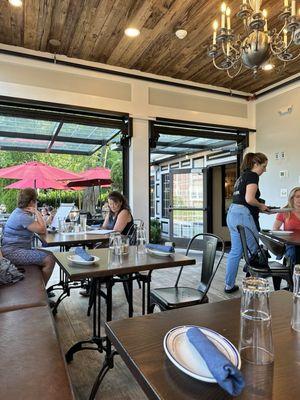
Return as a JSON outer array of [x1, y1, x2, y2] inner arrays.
[[36, 231, 110, 312], [53, 246, 196, 400], [260, 230, 300, 263], [36, 231, 109, 250], [106, 290, 299, 400]]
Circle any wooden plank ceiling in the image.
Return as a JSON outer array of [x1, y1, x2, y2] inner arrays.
[[0, 0, 299, 93]]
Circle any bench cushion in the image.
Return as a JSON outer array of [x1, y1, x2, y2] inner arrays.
[[0, 265, 47, 312], [0, 306, 75, 400]]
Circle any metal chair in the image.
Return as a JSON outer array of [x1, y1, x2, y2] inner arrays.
[[237, 225, 293, 290], [149, 233, 225, 312]]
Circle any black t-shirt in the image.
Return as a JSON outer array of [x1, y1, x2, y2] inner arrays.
[[232, 170, 260, 222]]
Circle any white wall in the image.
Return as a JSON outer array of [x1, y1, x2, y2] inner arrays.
[[256, 85, 300, 229]]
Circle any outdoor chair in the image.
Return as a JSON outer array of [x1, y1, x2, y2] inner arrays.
[[148, 233, 225, 313], [237, 225, 293, 291]]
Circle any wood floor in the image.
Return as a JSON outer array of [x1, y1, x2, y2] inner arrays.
[[48, 250, 250, 400]]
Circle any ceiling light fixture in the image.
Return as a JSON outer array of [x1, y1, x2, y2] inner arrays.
[[9, 0, 23, 7], [124, 27, 140, 38], [208, 1, 300, 78], [175, 29, 188, 39], [262, 62, 274, 71]]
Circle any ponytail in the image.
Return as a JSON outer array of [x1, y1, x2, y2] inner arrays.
[[241, 152, 268, 172]]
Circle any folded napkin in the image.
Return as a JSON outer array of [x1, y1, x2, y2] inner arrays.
[[145, 244, 175, 253], [75, 247, 94, 261], [186, 327, 244, 396]]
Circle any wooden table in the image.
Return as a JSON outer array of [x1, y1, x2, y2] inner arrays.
[[260, 230, 300, 247], [53, 246, 196, 400], [37, 231, 109, 249], [106, 291, 300, 400], [260, 230, 300, 263]]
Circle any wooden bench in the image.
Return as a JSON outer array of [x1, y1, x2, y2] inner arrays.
[[0, 265, 75, 400]]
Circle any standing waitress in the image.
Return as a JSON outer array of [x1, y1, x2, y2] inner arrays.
[[225, 152, 269, 293]]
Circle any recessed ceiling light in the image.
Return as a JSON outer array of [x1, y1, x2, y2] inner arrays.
[[262, 63, 274, 71], [175, 29, 188, 40], [124, 27, 140, 38], [9, 0, 23, 7]]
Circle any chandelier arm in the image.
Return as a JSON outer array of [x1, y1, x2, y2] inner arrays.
[[276, 51, 300, 62], [213, 57, 230, 71], [227, 63, 243, 79]]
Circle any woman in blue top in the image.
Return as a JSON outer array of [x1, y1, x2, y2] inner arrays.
[[225, 152, 270, 293], [1, 188, 55, 284], [102, 191, 133, 235]]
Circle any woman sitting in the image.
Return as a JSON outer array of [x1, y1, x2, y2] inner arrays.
[[273, 186, 300, 265], [1, 188, 55, 284], [102, 191, 133, 234]]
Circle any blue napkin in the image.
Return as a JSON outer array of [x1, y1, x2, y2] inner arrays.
[[186, 327, 244, 396], [145, 244, 175, 253], [75, 247, 94, 261]]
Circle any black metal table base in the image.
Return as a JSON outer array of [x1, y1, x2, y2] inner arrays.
[[65, 272, 153, 399]]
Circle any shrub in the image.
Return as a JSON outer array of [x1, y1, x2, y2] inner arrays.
[[150, 218, 162, 244]]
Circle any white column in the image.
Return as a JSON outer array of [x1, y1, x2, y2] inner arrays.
[[129, 117, 150, 237]]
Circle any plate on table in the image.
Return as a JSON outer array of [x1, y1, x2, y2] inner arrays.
[[163, 325, 241, 383], [146, 248, 174, 257], [270, 230, 294, 235], [267, 208, 294, 214], [67, 255, 99, 266]]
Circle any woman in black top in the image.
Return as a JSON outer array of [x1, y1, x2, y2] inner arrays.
[[102, 191, 133, 235], [225, 152, 269, 293]]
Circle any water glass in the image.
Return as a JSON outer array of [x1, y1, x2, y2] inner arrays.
[[136, 227, 147, 254], [239, 277, 274, 365], [80, 214, 87, 232], [291, 264, 300, 332], [115, 236, 129, 256]]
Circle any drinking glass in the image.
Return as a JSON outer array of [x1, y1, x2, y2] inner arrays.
[[239, 277, 274, 365], [80, 214, 87, 232], [115, 236, 129, 256], [291, 264, 300, 332], [136, 227, 147, 254]]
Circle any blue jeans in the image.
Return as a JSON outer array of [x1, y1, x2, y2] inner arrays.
[[225, 204, 259, 288]]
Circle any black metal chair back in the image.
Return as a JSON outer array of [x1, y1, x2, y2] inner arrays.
[[126, 223, 138, 245], [237, 225, 270, 272], [175, 233, 225, 296]]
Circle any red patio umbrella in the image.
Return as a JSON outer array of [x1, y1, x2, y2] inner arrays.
[[67, 167, 111, 188], [0, 161, 80, 181], [5, 177, 68, 190]]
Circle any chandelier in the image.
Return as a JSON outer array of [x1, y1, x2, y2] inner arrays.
[[208, 0, 300, 78]]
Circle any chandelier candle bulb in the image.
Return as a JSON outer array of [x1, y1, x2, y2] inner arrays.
[[263, 9, 268, 31], [221, 2, 227, 28], [284, 0, 289, 7], [292, 0, 296, 16], [226, 7, 231, 30], [213, 20, 218, 44]]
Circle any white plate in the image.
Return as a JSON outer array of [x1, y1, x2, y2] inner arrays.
[[67, 254, 99, 265], [85, 229, 114, 235], [270, 230, 293, 235], [146, 248, 174, 257], [267, 208, 294, 214], [163, 325, 241, 383]]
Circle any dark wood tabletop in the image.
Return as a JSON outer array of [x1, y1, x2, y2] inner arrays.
[[106, 291, 300, 400], [260, 230, 300, 246], [53, 247, 196, 281], [37, 231, 109, 247]]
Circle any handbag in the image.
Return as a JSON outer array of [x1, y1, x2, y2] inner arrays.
[[0, 256, 24, 286], [244, 226, 270, 270]]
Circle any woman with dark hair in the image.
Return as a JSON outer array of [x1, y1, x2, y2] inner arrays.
[[102, 191, 133, 234], [1, 188, 55, 284], [225, 152, 270, 293]]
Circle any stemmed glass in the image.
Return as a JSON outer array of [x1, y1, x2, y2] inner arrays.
[[136, 226, 147, 254]]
